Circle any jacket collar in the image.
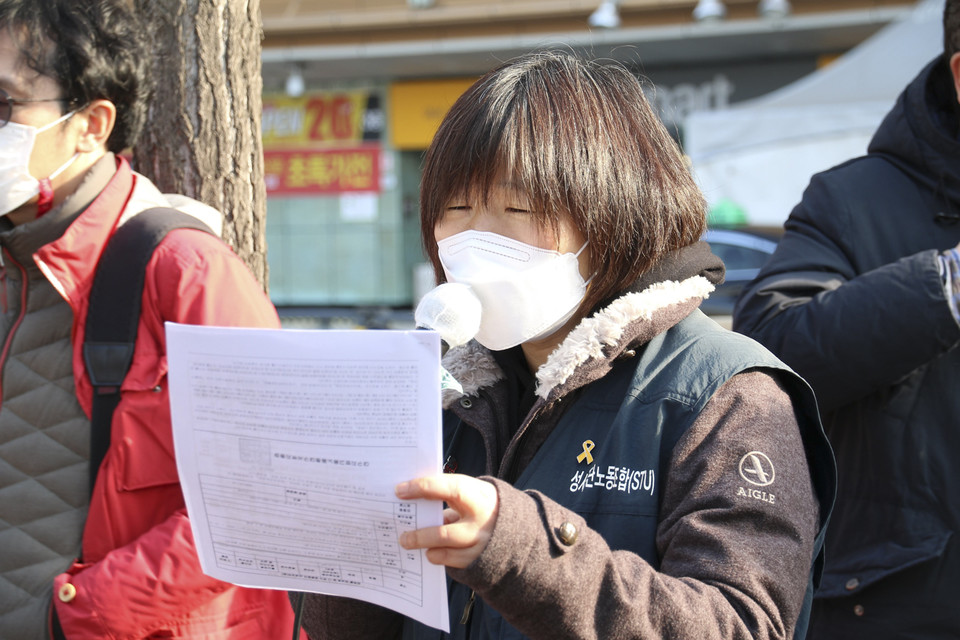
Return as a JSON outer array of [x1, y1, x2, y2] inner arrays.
[[442, 271, 715, 407], [0, 154, 117, 266], [33, 155, 135, 308], [31, 156, 224, 310]]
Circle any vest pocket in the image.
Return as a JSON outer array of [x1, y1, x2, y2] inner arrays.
[[114, 389, 179, 492], [816, 503, 951, 598]]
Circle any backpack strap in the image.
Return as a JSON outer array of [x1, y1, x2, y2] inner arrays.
[[83, 207, 215, 496]]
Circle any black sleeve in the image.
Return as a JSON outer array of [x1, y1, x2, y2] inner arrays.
[[733, 170, 960, 412]]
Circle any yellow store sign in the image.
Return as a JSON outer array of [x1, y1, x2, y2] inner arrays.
[[388, 78, 476, 150]]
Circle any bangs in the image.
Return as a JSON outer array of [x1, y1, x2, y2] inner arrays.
[[422, 52, 661, 236], [421, 57, 594, 236]]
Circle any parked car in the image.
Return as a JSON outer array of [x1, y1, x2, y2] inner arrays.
[[700, 227, 781, 327]]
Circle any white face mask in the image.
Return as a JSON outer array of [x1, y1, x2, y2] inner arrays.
[[0, 110, 79, 216], [437, 229, 590, 351]]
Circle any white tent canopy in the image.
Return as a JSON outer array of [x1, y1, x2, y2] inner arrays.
[[684, 0, 945, 227]]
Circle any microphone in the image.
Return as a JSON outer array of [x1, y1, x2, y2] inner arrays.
[[414, 282, 482, 356], [416, 284, 482, 473]]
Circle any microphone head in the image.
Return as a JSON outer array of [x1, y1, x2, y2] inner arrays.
[[415, 282, 482, 348]]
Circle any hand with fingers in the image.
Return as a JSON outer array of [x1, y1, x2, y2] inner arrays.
[[395, 474, 499, 569]]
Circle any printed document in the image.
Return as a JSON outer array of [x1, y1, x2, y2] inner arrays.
[[165, 323, 450, 632]]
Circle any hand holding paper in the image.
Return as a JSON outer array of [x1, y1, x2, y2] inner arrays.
[[396, 474, 499, 569]]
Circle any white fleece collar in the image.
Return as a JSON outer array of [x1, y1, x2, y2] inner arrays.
[[442, 275, 715, 406]]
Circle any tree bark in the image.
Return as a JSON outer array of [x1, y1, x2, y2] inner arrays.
[[132, 0, 269, 289]]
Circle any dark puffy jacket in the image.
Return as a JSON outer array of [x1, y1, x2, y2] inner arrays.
[[734, 56, 960, 638]]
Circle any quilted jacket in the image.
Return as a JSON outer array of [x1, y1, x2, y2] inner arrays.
[[0, 154, 301, 639]]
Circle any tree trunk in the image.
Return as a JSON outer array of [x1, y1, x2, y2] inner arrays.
[[132, 0, 269, 289]]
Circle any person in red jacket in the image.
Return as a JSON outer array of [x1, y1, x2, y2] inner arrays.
[[0, 0, 301, 638]]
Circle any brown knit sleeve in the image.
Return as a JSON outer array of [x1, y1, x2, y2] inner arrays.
[[656, 369, 820, 637]]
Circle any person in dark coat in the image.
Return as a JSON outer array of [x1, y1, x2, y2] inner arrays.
[[733, 2, 960, 637]]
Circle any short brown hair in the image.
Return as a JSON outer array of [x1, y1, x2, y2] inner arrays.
[[420, 50, 706, 314]]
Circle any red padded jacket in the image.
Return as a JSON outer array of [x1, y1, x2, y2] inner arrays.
[[35, 157, 301, 639]]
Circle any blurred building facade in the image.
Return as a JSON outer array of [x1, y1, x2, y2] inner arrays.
[[257, 0, 915, 324]]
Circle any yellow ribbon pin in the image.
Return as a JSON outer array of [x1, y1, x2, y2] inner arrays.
[[577, 440, 595, 464]]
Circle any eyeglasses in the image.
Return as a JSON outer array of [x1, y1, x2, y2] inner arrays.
[[0, 87, 69, 128]]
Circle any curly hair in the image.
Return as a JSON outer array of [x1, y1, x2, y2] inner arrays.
[[0, 0, 152, 152]]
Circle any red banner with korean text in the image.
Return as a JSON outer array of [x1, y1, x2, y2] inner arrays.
[[264, 148, 379, 195]]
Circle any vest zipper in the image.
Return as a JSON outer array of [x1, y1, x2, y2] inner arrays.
[[499, 401, 548, 483], [460, 589, 476, 625], [457, 398, 552, 627], [0, 248, 6, 313], [0, 248, 29, 407]]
